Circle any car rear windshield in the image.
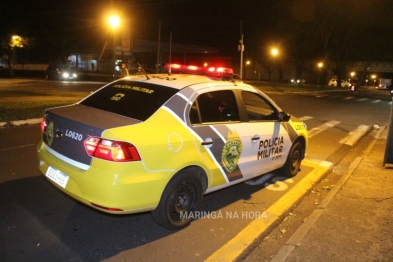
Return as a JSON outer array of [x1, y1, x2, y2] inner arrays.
[[80, 80, 178, 121]]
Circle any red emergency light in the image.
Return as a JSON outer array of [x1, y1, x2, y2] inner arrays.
[[206, 67, 234, 76], [164, 63, 234, 79], [165, 63, 204, 72]]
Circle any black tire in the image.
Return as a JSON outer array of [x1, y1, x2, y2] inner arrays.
[[280, 141, 303, 177], [151, 168, 204, 230]]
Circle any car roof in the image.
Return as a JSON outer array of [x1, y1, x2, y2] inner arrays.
[[117, 73, 257, 91]]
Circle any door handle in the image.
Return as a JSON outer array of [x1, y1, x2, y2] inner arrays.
[[251, 135, 260, 141], [201, 138, 214, 147]]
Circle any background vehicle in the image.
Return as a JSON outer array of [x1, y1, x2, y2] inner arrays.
[[328, 79, 349, 88], [376, 78, 392, 90], [45, 64, 77, 80], [0, 58, 9, 68], [349, 81, 358, 94]]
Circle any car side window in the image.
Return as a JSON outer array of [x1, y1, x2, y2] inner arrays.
[[242, 91, 278, 121], [190, 90, 240, 124]]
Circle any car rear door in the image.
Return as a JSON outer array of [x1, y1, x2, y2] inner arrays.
[[188, 89, 258, 184]]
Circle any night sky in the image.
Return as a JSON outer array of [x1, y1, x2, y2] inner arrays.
[[2, 0, 393, 65], [2, 0, 283, 57]]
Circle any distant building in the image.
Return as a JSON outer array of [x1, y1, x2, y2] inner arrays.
[[68, 40, 219, 74]]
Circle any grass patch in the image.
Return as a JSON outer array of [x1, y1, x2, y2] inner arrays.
[[0, 93, 89, 122], [0, 99, 83, 122], [0, 89, 88, 98]]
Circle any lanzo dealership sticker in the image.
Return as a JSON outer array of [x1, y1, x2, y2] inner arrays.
[[46, 121, 54, 146]]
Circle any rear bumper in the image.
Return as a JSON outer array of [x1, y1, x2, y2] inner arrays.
[[36, 141, 172, 214]]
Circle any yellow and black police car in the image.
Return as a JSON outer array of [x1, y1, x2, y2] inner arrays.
[[37, 64, 308, 229]]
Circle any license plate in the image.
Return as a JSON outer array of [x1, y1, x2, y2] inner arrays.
[[45, 166, 69, 188]]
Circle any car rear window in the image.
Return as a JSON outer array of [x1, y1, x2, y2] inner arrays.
[[80, 80, 178, 121]]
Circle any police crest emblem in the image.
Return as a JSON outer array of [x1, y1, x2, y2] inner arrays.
[[221, 130, 243, 172]]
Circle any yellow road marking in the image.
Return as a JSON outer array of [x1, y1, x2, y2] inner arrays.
[[205, 159, 332, 262]]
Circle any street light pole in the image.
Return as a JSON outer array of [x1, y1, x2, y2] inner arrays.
[[113, 31, 116, 78], [271, 48, 278, 84], [317, 62, 323, 85], [239, 21, 244, 80], [244, 60, 250, 80], [109, 15, 120, 78], [239, 34, 244, 80]]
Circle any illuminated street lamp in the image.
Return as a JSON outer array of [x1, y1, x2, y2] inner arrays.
[[109, 15, 120, 77], [108, 16, 120, 30], [271, 48, 278, 82], [372, 74, 377, 86], [9, 35, 25, 68], [11, 35, 24, 48], [317, 62, 323, 84], [244, 60, 250, 80]]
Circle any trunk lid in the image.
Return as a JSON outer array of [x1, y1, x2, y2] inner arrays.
[[43, 104, 141, 166]]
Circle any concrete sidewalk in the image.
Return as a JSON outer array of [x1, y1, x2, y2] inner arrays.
[[268, 126, 393, 261]]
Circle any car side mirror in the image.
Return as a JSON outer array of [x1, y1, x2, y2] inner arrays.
[[278, 112, 291, 122]]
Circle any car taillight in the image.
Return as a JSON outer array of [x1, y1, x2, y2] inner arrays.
[[40, 118, 47, 133], [84, 136, 141, 162]]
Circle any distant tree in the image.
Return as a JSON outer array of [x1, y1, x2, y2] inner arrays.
[[274, 0, 393, 86]]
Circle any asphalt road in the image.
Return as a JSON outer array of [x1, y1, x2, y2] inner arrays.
[[0, 81, 391, 261]]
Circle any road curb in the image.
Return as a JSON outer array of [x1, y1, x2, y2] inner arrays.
[[270, 126, 386, 262], [205, 160, 333, 262]]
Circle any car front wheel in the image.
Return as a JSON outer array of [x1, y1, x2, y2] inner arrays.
[[279, 141, 304, 177], [151, 168, 204, 230]]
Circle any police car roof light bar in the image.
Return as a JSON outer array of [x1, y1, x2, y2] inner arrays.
[[164, 63, 234, 78]]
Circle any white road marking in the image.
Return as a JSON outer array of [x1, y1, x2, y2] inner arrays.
[[307, 120, 341, 138], [299, 116, 313, 121], [339, 125, 372, 146], [244, 173, 275, 186], [303, 158, 334, 168]]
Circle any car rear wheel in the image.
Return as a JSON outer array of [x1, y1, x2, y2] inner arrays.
[[279, 141, 303, 177], [151, 168, 204, 230]]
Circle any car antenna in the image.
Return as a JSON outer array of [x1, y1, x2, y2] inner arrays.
[[137, 63, 150, 80], [168, 31, 172, 75]]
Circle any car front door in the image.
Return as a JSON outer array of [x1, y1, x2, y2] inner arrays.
[[240, 91, 291, 177]]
